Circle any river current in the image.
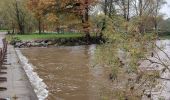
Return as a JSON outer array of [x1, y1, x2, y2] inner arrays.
[[20, 45, 113, 100]]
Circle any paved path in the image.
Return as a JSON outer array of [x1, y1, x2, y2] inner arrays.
[[0, 32, 38, 100], [0, 32, 6, 48]]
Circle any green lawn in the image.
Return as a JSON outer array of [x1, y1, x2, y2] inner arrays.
[[0, 30, 8, 32], [6, 33, 83, 41], [159, 35, 170, 39]]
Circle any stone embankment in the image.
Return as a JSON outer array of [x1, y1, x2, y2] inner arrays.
[[11, 37, 104, 48]]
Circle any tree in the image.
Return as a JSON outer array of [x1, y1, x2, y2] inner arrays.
[[159, 18, 170, 33], [14, 0, 26, 34], [151, 0, 166, 33], [27, 0, 45, 34], [61, 0, 98, 42], [114, 0, 131, 21], [131, 0, 166, 33], [0, 0, 37, 34], [94, 0, 170, 99], [28, 0, 98, 41], [98, 0, 116, 38]]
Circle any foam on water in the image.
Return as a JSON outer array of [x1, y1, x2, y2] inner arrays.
[[16, 49, 49, 100]]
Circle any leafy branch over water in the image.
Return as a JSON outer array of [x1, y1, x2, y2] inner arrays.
[[94, 16, 169, 100]]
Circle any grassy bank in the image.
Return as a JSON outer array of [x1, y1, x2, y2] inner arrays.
[[158, 32, 170, 39], [0, 30, 8, 32], [6, 33, 83, 41], [6, 33, 103, 47], [159, 35, 170, 39]]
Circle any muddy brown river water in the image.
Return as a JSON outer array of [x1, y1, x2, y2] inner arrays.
[[20, 45, 114, 100]]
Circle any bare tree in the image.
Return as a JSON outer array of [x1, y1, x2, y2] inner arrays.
[[14, 0, 26, 34]]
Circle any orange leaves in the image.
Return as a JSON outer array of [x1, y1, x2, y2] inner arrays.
[[39, 0, 56, 8], [47, 13, 58, 22], [27, 0, 98, 32], [27, 0, 98, 16], [27, 0, 46, 19]]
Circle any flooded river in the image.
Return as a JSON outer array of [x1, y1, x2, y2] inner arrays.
[[18, 40, 170, 100], [20, 45, 113, 100]]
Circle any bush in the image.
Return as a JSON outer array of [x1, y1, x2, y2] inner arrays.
[[10, 37, 22, 45]]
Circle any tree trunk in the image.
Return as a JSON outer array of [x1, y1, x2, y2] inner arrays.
[[139, 0, 143, 17], [127, 0, 130, 21], [42, 22, 45, 33], [38, 18, 42, 34], [99, 0, 108, 39], [104, 0, 108, 15], [139, 0, 144, 34], [12, 22, 15, 34], [154, 0, 159, 34], [109, 0, 113, 18], [82, 0, 91, 43], [122, 0, 126, 19], [15, 1, 25, 34], [154, 19, 158, 34]]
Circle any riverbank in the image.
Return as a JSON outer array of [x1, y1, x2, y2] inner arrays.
[[0, 44, 38, 99], [7, 33, 83, 41], [160, 35, 170, 40], [7, 34, 103, 48], [16, 49, 48, 99], [7, 33, 170, 48]]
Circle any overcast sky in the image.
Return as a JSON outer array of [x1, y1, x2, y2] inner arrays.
[[161, 0, 170, 18]]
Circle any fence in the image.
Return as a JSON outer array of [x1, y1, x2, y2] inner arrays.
[[0, 38, 7, 93]]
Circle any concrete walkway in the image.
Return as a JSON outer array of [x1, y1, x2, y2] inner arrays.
[[0, 33, 38, 100]]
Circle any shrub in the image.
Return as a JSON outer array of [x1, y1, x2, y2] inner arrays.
[[10, 37, 22, 45]]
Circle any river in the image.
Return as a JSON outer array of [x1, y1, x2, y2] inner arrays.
[[19, 40, 170, 100], [20, 45, 114, 100]]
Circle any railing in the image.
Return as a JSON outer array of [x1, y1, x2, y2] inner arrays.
[[0, 38, 8, 93]]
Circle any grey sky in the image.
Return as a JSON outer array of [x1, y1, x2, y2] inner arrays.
[[161, 0, 170, 18]]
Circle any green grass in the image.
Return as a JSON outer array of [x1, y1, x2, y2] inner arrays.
[[159, 35, 170, 39], [6, 33, 83, 41], [0, 30, 8, 32], [158, 32, 170, 39]]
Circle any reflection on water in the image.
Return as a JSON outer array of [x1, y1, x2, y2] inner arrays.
[[21, 45, 113, 100]]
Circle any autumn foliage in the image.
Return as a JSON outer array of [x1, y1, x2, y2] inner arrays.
[[27, 0, 97, 39]]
